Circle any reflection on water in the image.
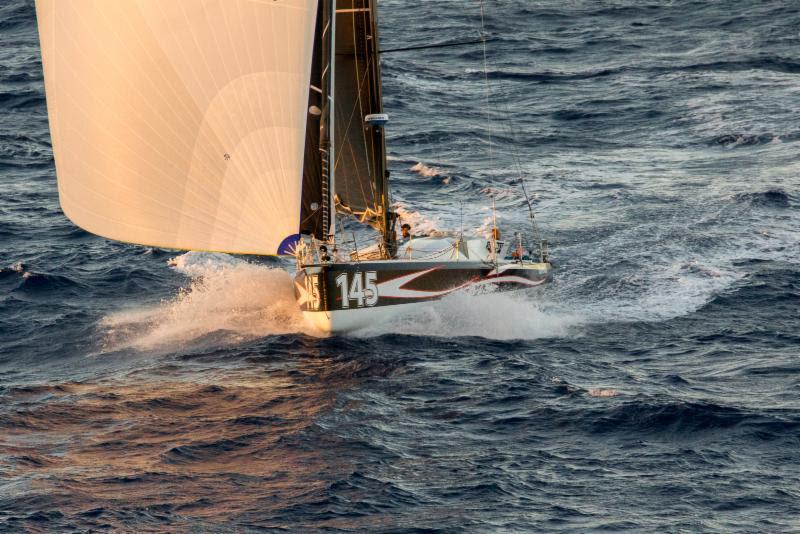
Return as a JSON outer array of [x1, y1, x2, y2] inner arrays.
[[0, 347, 405, 530]]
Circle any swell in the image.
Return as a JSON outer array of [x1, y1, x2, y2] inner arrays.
[[731, 189, 795, 207], [454, 58, 800, 84], [586, 398, 800, 436], [0, 1, 34, 32], [0, 89, 45, 111], [710, 133, 800, 149], [8, 270, 83, 293]]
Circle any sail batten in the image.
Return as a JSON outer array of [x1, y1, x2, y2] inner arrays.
[[37, 0, 319, 255]]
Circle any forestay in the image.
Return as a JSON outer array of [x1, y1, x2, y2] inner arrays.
[[36, 0, 318, 255]]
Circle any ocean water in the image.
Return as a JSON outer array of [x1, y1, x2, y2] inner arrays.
[[1, 0, 799, 531]]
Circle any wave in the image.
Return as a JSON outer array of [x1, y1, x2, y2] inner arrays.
[[703, 266, 800, 314], [551, 109, 610, 121], [391, 202, 442, 236], [2, 262, 87, 293], [480, 186, 521, 201], [588, 397, 800, 437], [710, 133, 784, 148], [355, 289, 580, 341], [732, 189, 793, 208], [593, 398, 745, 433], [463, 66, 621, 83], [678, 57, 800, 75], [0, 90, 45, 111], [410, 161, 445, 178], [0, 69, 40, 83], [163, 432, 266, 464], [0, 261, 25, 278], [560, 257, 746, 325], [0, 1, 35, 32], [14, 271, 81, 292], [461, 57, 800, 86], [0, 132, 53, 168]]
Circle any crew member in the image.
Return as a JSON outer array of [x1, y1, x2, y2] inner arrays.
[[400, 223, 412, 241], [319, 245, 331, 262], [511, 232, 524, 261], [487, 227, 504, 256]]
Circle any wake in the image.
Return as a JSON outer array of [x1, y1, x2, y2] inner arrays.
[[97, 235, 763, 352]]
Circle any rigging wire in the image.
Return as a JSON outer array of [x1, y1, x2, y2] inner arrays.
[[330, 7, 379, 252], [479, 0, 500, 266], [331, 4, 385, 217], [351, 6, 376, 219], [477, 0, 545, 259], [379, 38, 497, 54], [479, 0, 494, 172]]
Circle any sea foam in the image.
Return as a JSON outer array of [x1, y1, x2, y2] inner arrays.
[[355, 289, 580, 341], [99, 252, 321, 353]]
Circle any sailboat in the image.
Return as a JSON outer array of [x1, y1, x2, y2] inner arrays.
[[36, 0, 552, 333]]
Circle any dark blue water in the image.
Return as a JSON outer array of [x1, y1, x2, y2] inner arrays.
[[2, 0, 799, 531]]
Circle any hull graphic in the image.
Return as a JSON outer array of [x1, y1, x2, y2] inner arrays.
[[294, 260, 551, 332]]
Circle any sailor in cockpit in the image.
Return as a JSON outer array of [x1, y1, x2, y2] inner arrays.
[[399, 223, 412, 242]]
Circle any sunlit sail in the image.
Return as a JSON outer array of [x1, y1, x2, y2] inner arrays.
[[37, 0, 318, 255]]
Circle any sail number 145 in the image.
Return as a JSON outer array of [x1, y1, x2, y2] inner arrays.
[[335, 271, 379, 308]]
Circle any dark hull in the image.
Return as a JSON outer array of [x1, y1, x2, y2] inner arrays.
[[293, 260, 551, 313]]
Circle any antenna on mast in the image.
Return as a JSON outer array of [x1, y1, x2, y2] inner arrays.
[[476, 0, 549, 265]]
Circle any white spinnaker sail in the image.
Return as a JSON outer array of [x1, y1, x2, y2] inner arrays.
[[36, 0, 318, 255]]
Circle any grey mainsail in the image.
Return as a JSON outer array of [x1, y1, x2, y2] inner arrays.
[[334, 0, 390, 238], [300, 0, 390, 245]]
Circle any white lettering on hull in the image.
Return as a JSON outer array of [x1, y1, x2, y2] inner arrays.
[[336, 271, 379, 309]]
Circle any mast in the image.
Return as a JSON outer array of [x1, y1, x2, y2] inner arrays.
[[329, 0, 337, 242], [370, 0, 392, 251], [320, 0, 337, 242]]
